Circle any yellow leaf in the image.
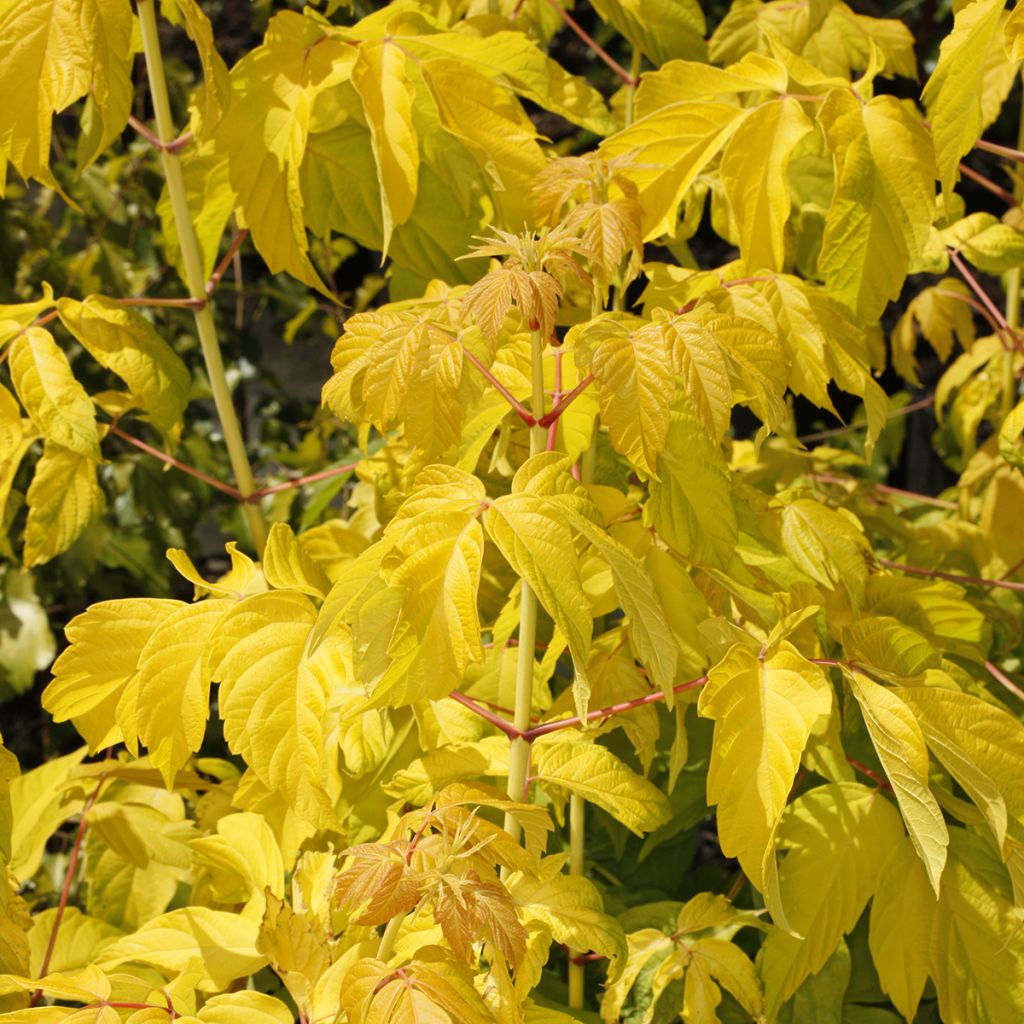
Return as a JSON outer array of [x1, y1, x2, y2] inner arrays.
[[9, 328, 99, 460], [134, 599, 233, 787], [211, 592, 336, 827], [97, 907, 265, 991], [847, 671, 948, 895], [0, 0, 133, 189], [923, 0, 1008, 195], [352, 40, 418, 256], [42, 599, 180, 749], [0, 385, 22, 463], [57, 297, 190, 439], [658, 317, 733, 443], [508, 856, 627, 975], [7, 746, 87, 882], [192, 812, 284, 910], [698, 641, 832, 890], [166, 542, 262, 599], [720, 98, 813, 273], [196, 991, 293, 1024], [600, 102, 744, 238], [257, 893, 329, 1015], [759, 782, 904, 1016], [263, 523, 330, 599], [23, 444, 103, 568], [531, 738, 671, 835], [645, 398, 737, 568], [818, 92, 936, 320], [161, 0, 231, 133], [868, 835, 937, 1022], [85, 800, 193, 873]]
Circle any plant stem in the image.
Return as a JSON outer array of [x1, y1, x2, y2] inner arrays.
[[879, 558, 1024, 593], [136, 0, 267, 555], [376, 912, 406, 962], [503, 330, 548, 848], [567, 790, 586, 1009]]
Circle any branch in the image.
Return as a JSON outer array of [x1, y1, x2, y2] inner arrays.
[[521, 674, 708, 740], [247, 460, 360, 501], [107, 424, 244, 500], [206, 229, 249, 298], [543, 0, 638, 86], [846, 758, 892, 791], [809, 473, 958, 510], [31, 779, 104, 1006], [538, 373, 594, 428], [879, 558, 1024, 593], [974, 137, 1024, 163], [797, 395, 935, 444], [958, 161, 1017, 205], [462, 346, 536, 425], [985, 660, 1024, 701], [128, 114, 193, 155], [947, 249, 1024, 354], [448, 691, 523, 740]]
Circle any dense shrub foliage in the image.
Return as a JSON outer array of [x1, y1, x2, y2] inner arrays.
[[1, 0, 1024, 1021]]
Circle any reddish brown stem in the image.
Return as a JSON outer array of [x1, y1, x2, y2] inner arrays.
[[118, 295, 205, 310], [933, 287, 1013, 346], [31, 780, 104, 1005], [544, 0, 638, 86], [206, 229, 249, 297], [538, 373, 595, 428], [462, 347, 536, 425], [108, 423, 244, 500], [879, 558, 1024, 593], [847, 758, 892, 791], [448, 691, 523, 740], [974, 138, 1024, 163], [522, 675, 708, 740], [798, 395, 935, 443], [947, 249, 1022, 354], [247, 460, 360, 501], [128, 114, 193, 155], [985, 660, 1024, 701], [958, 162, 1017, 205], [809, 473, 957, 510]]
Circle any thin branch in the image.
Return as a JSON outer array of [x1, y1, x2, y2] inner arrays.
[[538, 373, 595, 429], [985, 660, 1024, 701], [879, 558, 1024, 593], [462, 346, 536, 425], [797, 395, 935, 443], [247, 460, 360, 501], [809, 472, 958, 510], [846, 758, 892, 791], [958, 161, 1017, 205], [522, 675, 708, 740], [948, 249, 1024, 354], [117, 295, 205, 310], [933, 286, 1012, 345], [448, 691, 523, 740], [128, 114, 192, 155], [206, 229, 249, 297], [974, 137, 1024, 163], [108, 423, 244, 500], [31, 779, 104, 1005], [543, 0, 638, 86]]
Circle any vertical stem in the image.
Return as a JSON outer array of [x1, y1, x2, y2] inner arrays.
[[137, 0, 267, 556], [567, 791, 586, 1008], [503, 330, 548, 846], [624, 47, 641, 133], [376, 911, 406, 962]]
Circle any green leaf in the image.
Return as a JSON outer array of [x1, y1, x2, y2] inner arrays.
[[759, 783, 904, 1016], [698, 641, 832, 892], [57, 297, 190, 439]]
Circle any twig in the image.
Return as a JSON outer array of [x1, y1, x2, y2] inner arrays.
[[538, 373, 594, 428], [974, 138, 1024, 163], [247, 461, 360, 501], [846, 758, 892, 791], [448, 691, 523, 740], [107, 424, 244, 500], [985, 660, 1024, 701], [206, 229, 249, 297], [128, 114, 193, 155], [958, 162, 1017, 205], [948, 249, 1024, 354], [462, 347, 536, 425], [31, 779, 104, 1005], [797, 395, 935, 443], [809, 473, 958, 510], [543, 0, 638, 86], [879, 558, 1024, 593]]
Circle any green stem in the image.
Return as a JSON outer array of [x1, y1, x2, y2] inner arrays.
[[567, 791, 586, 1008], [624, 47, 641, 129], [376, 911, 406, 962], [1003, 267, 1019, 422], [503, 330, 548, 849], [137, 0, 267, 556]]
